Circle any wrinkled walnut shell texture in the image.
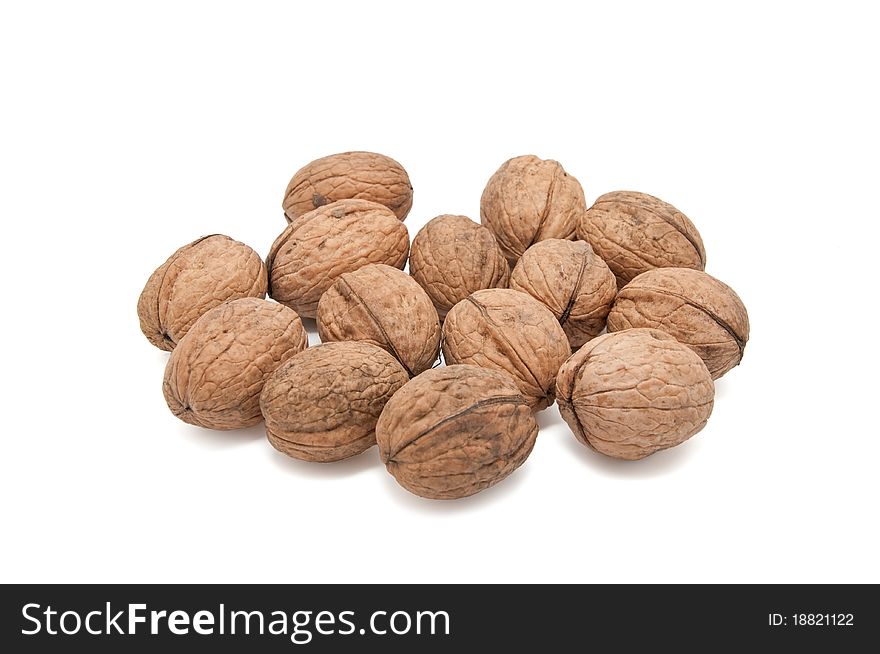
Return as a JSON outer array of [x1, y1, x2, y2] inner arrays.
[[163, 298, 308, 430], [607, 268, 749, 379], [267, 199, 409, 319], [137, 235, 267, 351], [510, 239, 616, 349], [409, 214, 509, 319], [261, 342, 408, 462], [578, 191, 706, 288], [317, 264, 441, 376], [282, 151, 413, 222], [556, 328, 715, 460], [441, 288, 571, 411], [480, 155, 586, 263], [376, 365, 538, 500]]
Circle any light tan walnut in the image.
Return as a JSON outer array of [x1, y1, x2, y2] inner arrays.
[[441, 288, 571, 411], [137, 235, 267, 351], [282, 151, 412, 222], [556, 328, 715, 460], [376, 365, 538, 500], [261, 342, 408, 462], [267, 199, 409, 319], [480, 155, 586, 263], [317, 264, 441, 376], [607, 267, 749, 379], [409, 214, 509, 319], [578, 191, 706, 288], [163, 298, 308, 430], [510, 239, 616, 349]]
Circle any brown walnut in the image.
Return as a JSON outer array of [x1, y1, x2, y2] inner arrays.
[[441, 288, 571, 411], [163, 298, 308, 430], [606, 267, 749, 379], [317, 264, 441, 376], [409, 214, 509, 319], [260, 342, 408, 462], [282, 151, 413, 222], [556, 328, 715, 460], [480, 155, 586, 263], [137, 235, 267, 351], [376, 365, 538, 500], [509, 239, 616, 349], [577, 191, 706, 288], [267, 199, 409, 319]]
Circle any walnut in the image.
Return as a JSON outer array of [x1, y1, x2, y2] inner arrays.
[[556, 328, 714, 460], [316, 264, 441, 376], [260, 342, 408, 462], [163, 298, 308, 430], [376, 365, 538, 500], [480, 155, 586, 263], [409, 214, 509, 319], [509, 239, 616, 349], [282, 151, 413, 222], [606, 267, 749, 379], [441, 288, 571, 410], [137, 235, 267, 351], [267, 199, 409, 319], [577, 191, 706, 288]]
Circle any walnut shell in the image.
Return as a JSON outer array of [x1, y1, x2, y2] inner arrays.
[[480, 155, 586, 263], [577, 191, 706, 288], [607, 268, 749, 379], [282, 151, 413, 222], [556, 328, 715, 460], [163, 298, 308, 430], [509, 239, 616, 349], [409, 214, 509, 319], [441, 288, 571, 411], [137, 235, 267, 351], [261, 342, 408, 462], [317, 264, 441, 376], [267, 199, 409, 319], [376, 365, 538, 500]]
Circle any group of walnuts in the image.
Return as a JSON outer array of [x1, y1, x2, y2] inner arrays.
[[138, 151, 750, 500]]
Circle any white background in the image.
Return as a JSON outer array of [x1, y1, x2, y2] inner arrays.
[[1, 1, 878, 584]]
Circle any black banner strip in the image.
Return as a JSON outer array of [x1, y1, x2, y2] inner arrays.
[[1, 584, 876, 651]]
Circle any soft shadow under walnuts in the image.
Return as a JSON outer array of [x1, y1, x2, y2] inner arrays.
[[174, 422, 265, 450], [266, 445, 380, 479], [562, 434, 701, 479], [380, 460, 534, 513]]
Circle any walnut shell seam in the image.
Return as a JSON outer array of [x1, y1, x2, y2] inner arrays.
[[591, 196, 705, 268], [528, 164, 561, 249], [464, 295, 552, 400], [150, 234, 217, 346], [557, 245, 591, 326], [337, 276, 416, 377], [625, 284, 746, 358], [383, 394, 528, 461]]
